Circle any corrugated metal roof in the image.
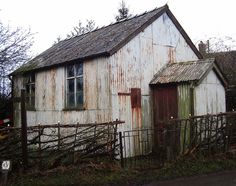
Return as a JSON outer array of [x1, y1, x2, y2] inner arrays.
[[12, 4, 202, 75], [150, 58, 215, 85]]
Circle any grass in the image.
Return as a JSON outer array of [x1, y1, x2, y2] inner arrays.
[[8, 154, 236, 186]]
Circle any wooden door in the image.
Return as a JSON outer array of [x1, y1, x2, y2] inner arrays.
[[153, 85, 178, 146]]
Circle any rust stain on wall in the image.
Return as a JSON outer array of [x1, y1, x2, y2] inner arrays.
[[118, 92, 130, 96], [131, 107, 142, 129], [168, 47, 175, 64], [118, 65, 125, 87], [130, 88, 142, 129], [51, 68, 56, 109], [118, 93, 127, 105], [131, 88, 141, 108]]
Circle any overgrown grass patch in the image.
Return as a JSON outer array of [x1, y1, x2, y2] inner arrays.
[[8, 154, 236, 186], [156, 154, 236, 181]]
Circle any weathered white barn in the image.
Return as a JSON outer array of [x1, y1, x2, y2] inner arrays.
[[12, 5, 227, 135]]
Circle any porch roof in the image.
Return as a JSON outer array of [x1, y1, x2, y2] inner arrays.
[[150, 58, 227, 87]]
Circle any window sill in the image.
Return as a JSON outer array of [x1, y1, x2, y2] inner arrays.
[[26, 108, 36, 111], [63, 107, 85, 111]]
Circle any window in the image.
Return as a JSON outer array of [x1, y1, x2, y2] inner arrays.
[[25, 74, 35, 110], [66, 63, 83, 108]]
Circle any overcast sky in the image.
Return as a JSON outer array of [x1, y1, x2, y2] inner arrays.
[[1, 0, 236, 56]]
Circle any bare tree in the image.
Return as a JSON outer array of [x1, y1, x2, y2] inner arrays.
[[115, 0, 132, 22], [55, 36, 62, 44], [67, 20, 96, 38], [198, 37, 236, 86], [198, 36, 236, 54], [55, 20, 96, 44], [0, 21, 33, 118], [0, 21, 33, 96]]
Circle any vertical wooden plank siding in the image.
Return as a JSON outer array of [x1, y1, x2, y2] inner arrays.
[[177, 84, 191, 119], [177, 84, 191, 153]]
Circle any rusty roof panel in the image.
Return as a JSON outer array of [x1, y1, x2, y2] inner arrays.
[[150, 58, 215, 85]]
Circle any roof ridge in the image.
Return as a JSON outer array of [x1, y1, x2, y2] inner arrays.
[[208, 50, 236, 55], [60, 5, 167, 42], [171, 58, 215, 65]]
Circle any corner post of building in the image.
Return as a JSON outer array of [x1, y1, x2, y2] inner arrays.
[[20, 89, 28, 170]]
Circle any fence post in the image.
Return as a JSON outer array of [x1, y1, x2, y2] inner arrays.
[[21, 89, 28, 170], [38, 123, 42, 169], [57, 121, 61, 150], [112, 120, 118, 159], [119, 132, 124, 168], [225, 114, 231, 153], [73, 122, 79, 163]]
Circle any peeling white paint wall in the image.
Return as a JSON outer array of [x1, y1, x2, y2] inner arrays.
[[14, 13, 199, 129], [194, 70, 226, 115], [14, 57, 112, 126], [110, 13, 198, 133]]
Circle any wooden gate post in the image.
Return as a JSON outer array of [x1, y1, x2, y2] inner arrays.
[[21, 89, 28, 170], [119, 132, 124, 168]]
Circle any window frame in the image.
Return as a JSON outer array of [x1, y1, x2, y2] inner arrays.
[[65, 62, 84, 110], [24, 73, 35, 110]]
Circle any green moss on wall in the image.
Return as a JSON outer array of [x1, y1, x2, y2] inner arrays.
[[177, 84, 191, 154]]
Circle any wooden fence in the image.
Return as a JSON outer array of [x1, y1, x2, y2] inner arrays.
[[159, 112, 236, 158], [119, 112, 236, 169], [1, 112, 235, 170], [0, 120, 124, 170]]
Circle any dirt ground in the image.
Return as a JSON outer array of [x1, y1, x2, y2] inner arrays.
[[145, 170, 236, 186]]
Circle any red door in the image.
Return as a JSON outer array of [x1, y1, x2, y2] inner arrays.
[[153, 85, 178, 146]]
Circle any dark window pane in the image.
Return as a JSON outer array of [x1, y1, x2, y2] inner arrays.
[[31, 96, 35, 107], [67, 93, 75, 107], [24, 74, 36, 109], [26, 85, 30, 94], [31, 84, 35, 94], [67, 65, 74, 77], [66, 64, 83, 108], [27, 77, 31, 83], [24, 77, 29, 84], [76, 63, 83, 76], [67, 79, 74, 93], [31, 74, 35, 82], [76, 91, 83, 106], [26, 96, 30, 105], [76, 77, 83, 91]]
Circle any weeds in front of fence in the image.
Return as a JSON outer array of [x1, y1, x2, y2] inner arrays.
[[9, 153, 236, 186]]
